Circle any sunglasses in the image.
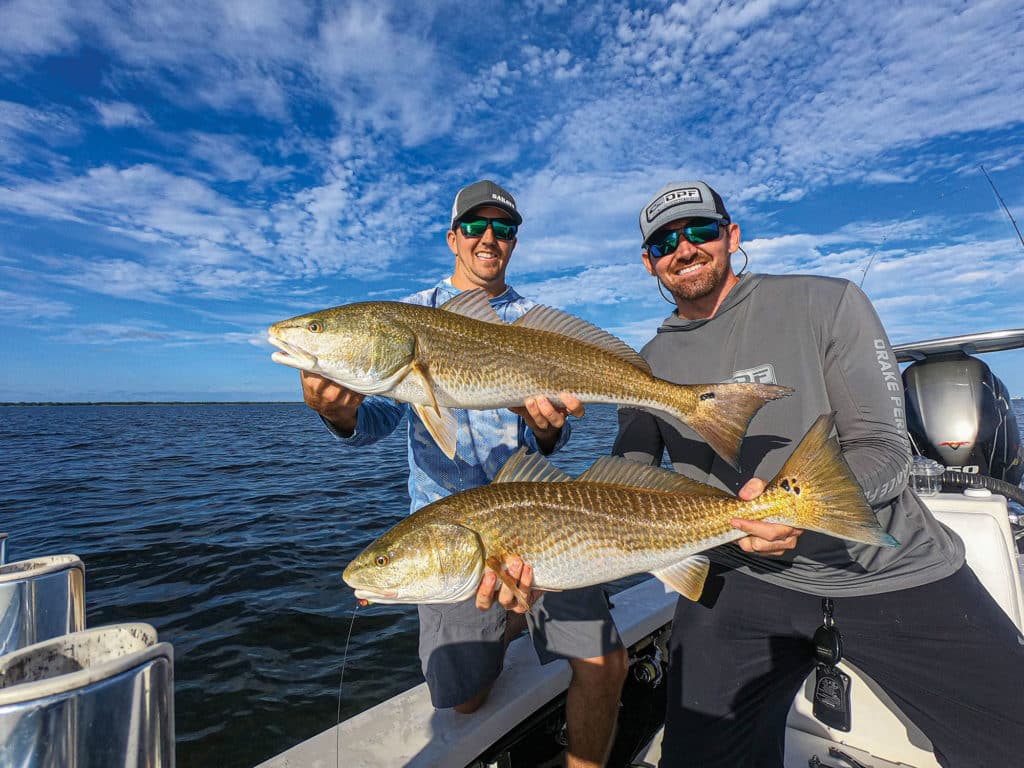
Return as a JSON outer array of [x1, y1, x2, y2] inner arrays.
[[458, 217, 518, 241], [646, 220, 726, 258]]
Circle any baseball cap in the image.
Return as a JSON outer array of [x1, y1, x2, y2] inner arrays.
[[450, 179, 522, 228], [639, 181, 730, 245]]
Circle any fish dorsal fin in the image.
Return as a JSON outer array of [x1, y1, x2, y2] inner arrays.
[[439, 289, 503, 324], [512, 306, 652, 373], [493, 447, 573, 484], [577, 456, 732, 496]]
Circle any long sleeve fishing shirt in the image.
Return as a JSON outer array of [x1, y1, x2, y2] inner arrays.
[[613, 272, 965, 597], [323, 278, 571, 514]]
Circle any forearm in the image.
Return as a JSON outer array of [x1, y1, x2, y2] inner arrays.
[[323, 396, 406, 446], [827, 284, 912, 505], [524, 419, 571, 456], [612, 406, 665, 465]]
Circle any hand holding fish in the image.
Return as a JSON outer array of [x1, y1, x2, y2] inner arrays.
[[730, 477, 804, 556], [476, 557, 540, 614], [300, 371, 365, 435], [510, 393, 585, 454]]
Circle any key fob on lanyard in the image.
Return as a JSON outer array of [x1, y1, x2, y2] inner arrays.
[[811, 599, 852, 731]]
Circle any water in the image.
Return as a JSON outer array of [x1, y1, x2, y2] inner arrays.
[[2, 401, 1022, 767], [0, 402, 623, 768]]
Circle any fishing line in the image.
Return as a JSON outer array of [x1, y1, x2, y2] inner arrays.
[[335, 603, 360, 768]]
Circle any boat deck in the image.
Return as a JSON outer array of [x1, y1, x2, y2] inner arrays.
[[257, 578, 677, 768]]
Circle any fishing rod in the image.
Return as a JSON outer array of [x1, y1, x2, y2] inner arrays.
[[979, 164, 1024, 250]]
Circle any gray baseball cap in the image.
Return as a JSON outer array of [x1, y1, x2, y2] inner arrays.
[[639, 181, 730, 245], [450, 179, 522, 228]]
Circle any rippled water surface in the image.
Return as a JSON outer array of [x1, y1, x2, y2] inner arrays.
[[0, 402, 626, 768], [4, 401, 1022, 766]]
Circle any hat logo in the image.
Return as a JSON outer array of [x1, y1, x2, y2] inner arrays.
[[646, 187, 703, 222], [491, 192, 515, 208]]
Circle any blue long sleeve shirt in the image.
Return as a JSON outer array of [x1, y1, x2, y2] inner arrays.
[[324, 278, 571, 513]]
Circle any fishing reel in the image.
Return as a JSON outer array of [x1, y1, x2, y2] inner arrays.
[[628, 625, 670, 688]]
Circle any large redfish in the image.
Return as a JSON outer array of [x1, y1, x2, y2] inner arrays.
[[342, 415, 898, 608], [268, 289, 791, 467]]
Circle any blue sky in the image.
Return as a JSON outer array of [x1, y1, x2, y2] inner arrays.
[[2, 0, 1023, 402]]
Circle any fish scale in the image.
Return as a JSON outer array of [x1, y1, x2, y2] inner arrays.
[[342, 415, 899, 605], [268, 295, 794, 467]]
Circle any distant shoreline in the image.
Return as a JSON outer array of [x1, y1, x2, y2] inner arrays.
[[0, 401, 303, 407]]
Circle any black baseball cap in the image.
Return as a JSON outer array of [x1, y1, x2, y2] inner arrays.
[[450, 179, 522, 227]]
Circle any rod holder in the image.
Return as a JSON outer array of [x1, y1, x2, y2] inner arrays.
[[0, 623, 175, 767], [0, 556, 86, 656]]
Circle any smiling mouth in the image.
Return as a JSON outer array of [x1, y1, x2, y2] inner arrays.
[[672, 261, 710, 276], [267, 336, 317, 370]]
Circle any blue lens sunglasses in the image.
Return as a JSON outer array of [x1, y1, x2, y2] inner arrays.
[[647, 220, 727, 258]]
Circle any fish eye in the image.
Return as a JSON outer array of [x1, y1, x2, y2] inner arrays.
[[307, 321, 323, 333], [375, 554, 389, 567]]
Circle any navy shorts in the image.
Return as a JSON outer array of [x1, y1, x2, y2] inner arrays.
[[418, 585, 623, 709]]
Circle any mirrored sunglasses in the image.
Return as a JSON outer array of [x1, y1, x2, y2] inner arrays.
[[458, 217, 518, 241], [647, 220, 725, 258]]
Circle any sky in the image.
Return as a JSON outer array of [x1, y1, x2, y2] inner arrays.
[[1, 0, 1023, 402]]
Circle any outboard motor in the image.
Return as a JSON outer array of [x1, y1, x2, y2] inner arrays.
[[0, 533, 7, 565], [903, 354, 1023, 487], [0, 555, 86, 656], [0, 623, 175, 767]]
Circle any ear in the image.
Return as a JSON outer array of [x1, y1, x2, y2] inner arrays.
[[641, 250, 656, 276], [446, 228, 458, 255], [727, 222, 741, 253]]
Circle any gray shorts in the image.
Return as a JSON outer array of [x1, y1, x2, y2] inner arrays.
[[417, 586, 623, 709]]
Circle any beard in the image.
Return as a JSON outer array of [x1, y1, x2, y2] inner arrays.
[[663, 257, 729, 301]]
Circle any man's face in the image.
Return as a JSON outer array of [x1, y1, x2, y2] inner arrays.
[[447, 205, 517, 291], [642, 217, 739, 303]]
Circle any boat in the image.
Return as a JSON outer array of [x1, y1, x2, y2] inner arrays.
[[1, 331, 1022, 768]]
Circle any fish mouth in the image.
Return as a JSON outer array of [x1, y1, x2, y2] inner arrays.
[[267, 336, 317, 370], [352, 588, 400, 602]]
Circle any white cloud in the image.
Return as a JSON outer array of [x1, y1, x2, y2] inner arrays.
[[92, 100, 151, 128], [0, 288, 74, 320], [0, 0, 78, 60]]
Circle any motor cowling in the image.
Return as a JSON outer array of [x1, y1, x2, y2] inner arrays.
[[903, 354, 1023, 486]]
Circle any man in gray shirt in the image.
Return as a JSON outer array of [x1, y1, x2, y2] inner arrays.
[[614, 180, 1024, 767]]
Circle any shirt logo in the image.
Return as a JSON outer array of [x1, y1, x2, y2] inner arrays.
[[729, 364, 777, 384], [645, 187, 703, 222]]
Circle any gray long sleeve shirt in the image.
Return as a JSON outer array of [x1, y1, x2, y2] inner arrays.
[[613, 273, 964, 597]]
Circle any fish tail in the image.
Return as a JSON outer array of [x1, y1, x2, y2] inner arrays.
[[662, 381, 793, 469], [766, 414, 899, 547]]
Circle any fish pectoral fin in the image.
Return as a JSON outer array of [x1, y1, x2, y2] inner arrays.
[[410, 360, 441, 415], [485, 555, 533, 613], [411, 403, 459, 460], [652, 555, 710, 601]]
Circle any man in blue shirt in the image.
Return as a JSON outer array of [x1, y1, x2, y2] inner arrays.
[[300, 180, 628, 768]]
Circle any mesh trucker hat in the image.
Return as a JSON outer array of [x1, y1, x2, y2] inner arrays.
[[639, 181, 730, 245], [450, 179, 522, 227]]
